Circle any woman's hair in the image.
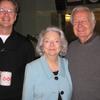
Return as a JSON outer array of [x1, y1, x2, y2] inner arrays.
[[70, 6, 96, 25], [36, 26, 68, 57]]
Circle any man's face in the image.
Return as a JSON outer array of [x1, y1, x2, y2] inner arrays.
[[0, 0, 17, 29], [73, 10, 95, 43]]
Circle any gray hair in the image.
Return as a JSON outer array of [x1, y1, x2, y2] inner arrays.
[[36, 26, 68, 57], [70, 6, 96, 25]]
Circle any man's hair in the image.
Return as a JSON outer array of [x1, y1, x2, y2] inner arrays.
[[70, 6, 96, 25]]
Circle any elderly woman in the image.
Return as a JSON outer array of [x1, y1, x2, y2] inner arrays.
[[22, 27, 72, 100]]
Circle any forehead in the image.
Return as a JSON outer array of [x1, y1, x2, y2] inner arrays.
[[0, 0, 15, 9], [74, 10, 90, 20], [44, 31, 60, 38]]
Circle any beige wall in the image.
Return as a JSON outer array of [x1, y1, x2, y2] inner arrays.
[[15, 0, 58, 37]]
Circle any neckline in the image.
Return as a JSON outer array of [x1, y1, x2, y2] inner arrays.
[[53, 71, 59, 75]]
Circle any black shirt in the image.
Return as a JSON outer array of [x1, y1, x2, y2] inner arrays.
[[53, 71, 62, 100], [0, 30, 35, 100]]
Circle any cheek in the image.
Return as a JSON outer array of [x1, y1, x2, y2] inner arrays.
[[42, 45, 49, 52], [57, 45, 62, 51], [43, 44, 49, 49], [11, 14, 17, 22], [14, 16, 16, 21], [73, 27, 78, 37], [84, 24, 92, 34], [88, 23, 94, 32]]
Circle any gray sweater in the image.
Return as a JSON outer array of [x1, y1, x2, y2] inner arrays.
[[67, 34, 100, 100]]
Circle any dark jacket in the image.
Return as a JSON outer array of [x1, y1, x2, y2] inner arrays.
[[0, 30, 35, 100], [67, 34, 100, 100]]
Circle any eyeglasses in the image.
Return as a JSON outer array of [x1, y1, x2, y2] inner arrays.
[[0, 8, 16, 14]]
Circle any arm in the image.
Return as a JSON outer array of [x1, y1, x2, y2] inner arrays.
[[25, 40, 35, 63], [22, 63, 34, 100]]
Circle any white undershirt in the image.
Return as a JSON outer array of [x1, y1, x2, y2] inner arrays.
[[0, 34, 10, 43]]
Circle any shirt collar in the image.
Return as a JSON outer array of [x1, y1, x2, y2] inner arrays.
[[40, 55, 66, 79], [78, 32, 97, 44]]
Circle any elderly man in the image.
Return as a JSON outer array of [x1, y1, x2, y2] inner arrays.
[[67, 6, 100, 100]]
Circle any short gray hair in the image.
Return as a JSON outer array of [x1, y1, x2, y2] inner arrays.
[[70, 6, 96, 25], [36, 26, 68, 57]]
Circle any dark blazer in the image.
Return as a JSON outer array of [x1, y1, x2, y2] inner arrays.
[[0, 30, 35, 100]]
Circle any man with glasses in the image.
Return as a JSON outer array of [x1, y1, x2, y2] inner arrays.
[[0, 0, 35, 100]]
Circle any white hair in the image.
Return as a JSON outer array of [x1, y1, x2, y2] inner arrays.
[[36, 26, 68, 57], [70, 6, 96, 25]]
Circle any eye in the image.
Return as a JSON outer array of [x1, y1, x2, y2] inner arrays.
[[7, 9, 15, 13], [82, 21, 88, 24], [0, 8, 16, 15], [0, 8, 4, 13], [44, 40, 49, 43], [55, 40, 60, 43]]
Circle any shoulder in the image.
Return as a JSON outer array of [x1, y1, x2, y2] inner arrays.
[[59, 57, 68, 67], [14, 31, 34, 49], [25, 57, 41, 72], [61, 57, 68, 63], [23, 58, 41, 82], [69, 39, 79, 47], [95, 34, 100, 40], [59, 57, 70, 73], [25, 57, 46, 79], [68, 39, 79, 52], [12, 31, 31, 44]]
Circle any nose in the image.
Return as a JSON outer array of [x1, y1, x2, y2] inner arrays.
[[1, 9, 10, 16], [77, 22, 84, 32], [77, 22, 83, 29], [49, 41, 54, 46], [1, 11, 9, 16]]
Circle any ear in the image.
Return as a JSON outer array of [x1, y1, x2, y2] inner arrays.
[[15, 13, 17, 20], [93, 20, 96, 30]]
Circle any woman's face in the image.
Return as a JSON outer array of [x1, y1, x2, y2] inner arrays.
[[42, 31, 62, 57]]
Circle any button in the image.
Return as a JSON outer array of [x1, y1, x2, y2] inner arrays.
[[61, 91, 64, 95], [54, 76, 58, 80], [0, 48, 5, 52]]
